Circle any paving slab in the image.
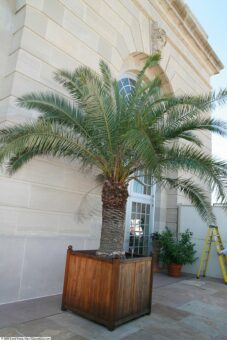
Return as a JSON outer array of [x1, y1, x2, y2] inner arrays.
[[180, 315, 227, 339], [48, 312, 141, 340], [179, 300, 227, 320], [16, 317, 85, 340], [0, 327, 24, 337], [0, 273, 226, 340], [152, 303, 192, 320], [0, 294, 62, 328]]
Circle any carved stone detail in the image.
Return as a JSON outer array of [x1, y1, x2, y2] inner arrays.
[[151, 21, 167, 53]]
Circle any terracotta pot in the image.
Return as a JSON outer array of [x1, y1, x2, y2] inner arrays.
[[167, 263, 182, 277]]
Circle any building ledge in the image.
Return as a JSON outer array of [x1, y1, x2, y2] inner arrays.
[[163, 0, 224, 74]]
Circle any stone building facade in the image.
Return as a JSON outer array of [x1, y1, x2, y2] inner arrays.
[[0, 0, 223, 303]]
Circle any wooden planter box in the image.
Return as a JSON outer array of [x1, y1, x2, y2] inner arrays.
[[61, 246, 153, 330]]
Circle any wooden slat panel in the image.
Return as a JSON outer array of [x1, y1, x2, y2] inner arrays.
[[117, 262, 135, 319], [62, 251, 153, 329], [133, 261, 151, 313], [82, 257, 112, 319], [72, 255, 87, 310], [66, 254, 113, 321], [97, 261, 113, 319]]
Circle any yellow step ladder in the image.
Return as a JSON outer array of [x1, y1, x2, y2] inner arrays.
[[197, 225, 227, 284]]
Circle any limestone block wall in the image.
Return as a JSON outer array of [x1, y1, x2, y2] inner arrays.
[[0, 0, 222, 303]]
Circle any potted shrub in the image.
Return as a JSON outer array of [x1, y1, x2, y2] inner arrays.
[[151, 232, 162, 272], [0, 53, 227, 329], [159, 228, 197, 277]]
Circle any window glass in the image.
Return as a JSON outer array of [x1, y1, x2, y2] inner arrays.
[[119, 76, 136, 99], [129, 202, 151, 255], [133, 171, 152, 196]]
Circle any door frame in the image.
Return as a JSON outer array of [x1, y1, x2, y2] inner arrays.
[[124, 179, 156, 252]]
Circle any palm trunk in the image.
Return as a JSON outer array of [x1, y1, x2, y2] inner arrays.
[[97, 180, 128, 258]]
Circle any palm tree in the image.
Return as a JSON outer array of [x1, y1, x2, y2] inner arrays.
[[0, 53, 227, 257]]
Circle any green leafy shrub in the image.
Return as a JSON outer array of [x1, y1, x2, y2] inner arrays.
[[151, 232, 162, 241], [159, 228, 197, 265]]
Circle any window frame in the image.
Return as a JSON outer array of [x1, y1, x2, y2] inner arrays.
[[119, 73, 156, 253]]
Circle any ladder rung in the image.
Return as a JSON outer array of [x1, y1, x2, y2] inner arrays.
[[197, 226, 227, 284]]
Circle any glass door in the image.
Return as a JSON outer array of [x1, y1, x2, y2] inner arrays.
[[124, 172, 155, 256]]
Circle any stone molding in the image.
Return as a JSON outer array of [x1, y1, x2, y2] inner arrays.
[[135, 0, 223, 75], [150, 21, 167, 53], [165, 0, 223, 74]]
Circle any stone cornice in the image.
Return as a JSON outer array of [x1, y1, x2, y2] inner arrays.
[[165, 0, 223, 74], [135, 0, 223, 76]]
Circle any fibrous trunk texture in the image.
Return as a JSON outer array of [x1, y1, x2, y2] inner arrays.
[[97, 180, 128, 258]]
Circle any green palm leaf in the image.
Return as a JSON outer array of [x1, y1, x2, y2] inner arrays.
[[0, 53, 227, 255], [161, 177, 215, 223]]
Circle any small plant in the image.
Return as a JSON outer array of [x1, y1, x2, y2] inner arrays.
[[151, 232, 162, 241], [159, 228, 197, 265]]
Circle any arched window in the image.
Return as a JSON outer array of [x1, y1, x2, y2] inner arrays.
[[119, 75, 136, 100]]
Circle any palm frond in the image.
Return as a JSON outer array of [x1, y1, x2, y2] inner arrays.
[[17, 92, 89, 135], [162, 118, 227, 144], [137, 53, 161, 81], [142, 90, 227, 131], [99, 60, 113, 94], [161, 144, 227, 201], [54, 66, 103, 105], [6, 149, 41, 174], [161, 177, 216, 223], [0, 53, 226, 223], [54, 69, 86, 103], [0, 121, 102, 171]]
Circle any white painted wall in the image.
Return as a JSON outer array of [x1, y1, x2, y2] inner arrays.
[[178, 205, 227, 279]]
